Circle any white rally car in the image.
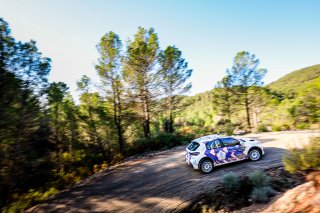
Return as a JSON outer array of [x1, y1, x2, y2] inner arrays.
[[185, 134, 265, 173]]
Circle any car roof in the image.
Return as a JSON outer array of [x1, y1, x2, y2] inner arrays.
[[192, 135, 239, 143], [192, 134, 221, 143]]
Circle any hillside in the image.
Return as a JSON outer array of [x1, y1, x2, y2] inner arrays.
[[177, 64, 320, 133], [268, 64, 320, 95]]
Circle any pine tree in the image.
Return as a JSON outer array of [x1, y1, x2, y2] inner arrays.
[[77, 76, 109, 159], [227, 51, 267, 129], [96, 31, 126, 152], [213, 75, 234, 123], [158, 46, 192, 133], [123, 27, 160, 139]]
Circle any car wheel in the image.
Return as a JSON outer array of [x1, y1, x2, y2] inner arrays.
[[249, 149, 261, 161], [200, 159, 214, 174]]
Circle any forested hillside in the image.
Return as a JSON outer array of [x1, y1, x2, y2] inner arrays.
[[176, 64, 320, 134], [268, 64, 320, 95]]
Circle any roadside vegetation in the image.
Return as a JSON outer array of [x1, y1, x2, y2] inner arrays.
[[283, 137, 320, 174], [1, 15, 320, 212], [183, 168, 305, 212]]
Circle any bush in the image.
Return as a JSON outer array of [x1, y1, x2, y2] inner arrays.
[[248, 171, 270, 187], [296, 123, 309, 130], [3, 187, 58, 212], [225, 124, 235, 136], [127, 132, 194, 155], [280, 124, 291, 131], [215, 121, 235, 136], [248, 171, 275, 203], [222, 173, 240, 191], [271, 125, 281, 131], [250, 186, 273, 203], [257, 124, 268, 132], [283, 137, 320, 173]]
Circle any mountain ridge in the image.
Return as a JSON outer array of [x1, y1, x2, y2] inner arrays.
[[267, 64, 320, 94]]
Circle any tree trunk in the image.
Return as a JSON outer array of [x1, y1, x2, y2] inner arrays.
[[142, 98, 151, 139], [142, 75, 151, 140], [89, 106, 107, 159], [245, 92, 251, 128], [143, 110, 150, 139], [169, 110, 174, 133], [114, 85, 125, 153]]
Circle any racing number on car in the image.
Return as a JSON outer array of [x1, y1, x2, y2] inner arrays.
[[217, 150, 226, 161]]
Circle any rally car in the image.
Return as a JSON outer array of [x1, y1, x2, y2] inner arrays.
[[185, 134, 265, 173]]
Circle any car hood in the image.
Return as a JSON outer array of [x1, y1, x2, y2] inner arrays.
[[239, 138, 262, 146]]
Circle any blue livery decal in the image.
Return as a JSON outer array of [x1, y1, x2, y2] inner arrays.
[[205, 145, 247, 164]]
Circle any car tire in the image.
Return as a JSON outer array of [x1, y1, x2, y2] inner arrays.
[[200, 159, 214, 174], [249, 149, 261, 161]]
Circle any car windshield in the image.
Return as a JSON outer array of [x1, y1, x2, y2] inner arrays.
[[187, 142, 200, 151]]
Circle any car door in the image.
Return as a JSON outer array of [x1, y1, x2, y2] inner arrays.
[[205, 139, 222, 164], [204, 139, 228, 165], [212, 139, 227, 164], [231, 138, 246, 160], [219, 137, 245, 162]]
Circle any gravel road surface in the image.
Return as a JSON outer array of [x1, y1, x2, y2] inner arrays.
[[28, 130, 320, 213]]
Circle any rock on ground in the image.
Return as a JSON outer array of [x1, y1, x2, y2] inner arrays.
[[262, 181, 320, 213]]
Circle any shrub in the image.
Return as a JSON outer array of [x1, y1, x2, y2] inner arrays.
[[250, 186, 273, 203], [222, 172, 240, 191], [225, 125, 235, 136], [283, 137, 320, 173], [127, 132, 194, 156], [280, 124, 290, 131], [248, 171, 270, 187], [215, 121, 235, 136], [257, 124, 268, 132], [3, 188, 58, 212], [247, 171, 275, 203], [151, 132, 180, 150], [271, 125, 281, 131], [296, 123, 309, 130]]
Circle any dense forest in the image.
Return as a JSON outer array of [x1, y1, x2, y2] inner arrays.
[[0, 17, 320, 212]]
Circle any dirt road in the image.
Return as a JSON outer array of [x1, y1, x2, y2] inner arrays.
[[28, 130, 320, 213]]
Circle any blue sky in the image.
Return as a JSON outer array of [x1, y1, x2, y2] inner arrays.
[[1, 0, 319, 97]]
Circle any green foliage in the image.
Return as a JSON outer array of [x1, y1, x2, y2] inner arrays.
[[123, 27, 160, 139], [158, 45, 192, 133], [227, 51, 267, 128], [222, 173, 240, 190], [248, 170, 270, 187], [257, 124, 268, 132], [268, 64, 320, 95], [205, 171, 274, 211], [283, 137, 320, 173], [288, 89, 320, 126], [213, 76, 235, 123], [215, 120, 235, 136], [3, 188, 58, 213], [96, 31, 126, 152], [250, 186, 273, 203], [247, 171, 274, 203], [271, 125, 281, 131], [127, 133, 193, 155]]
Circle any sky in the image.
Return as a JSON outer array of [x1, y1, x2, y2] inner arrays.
[[1, 0, 320, 97]]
